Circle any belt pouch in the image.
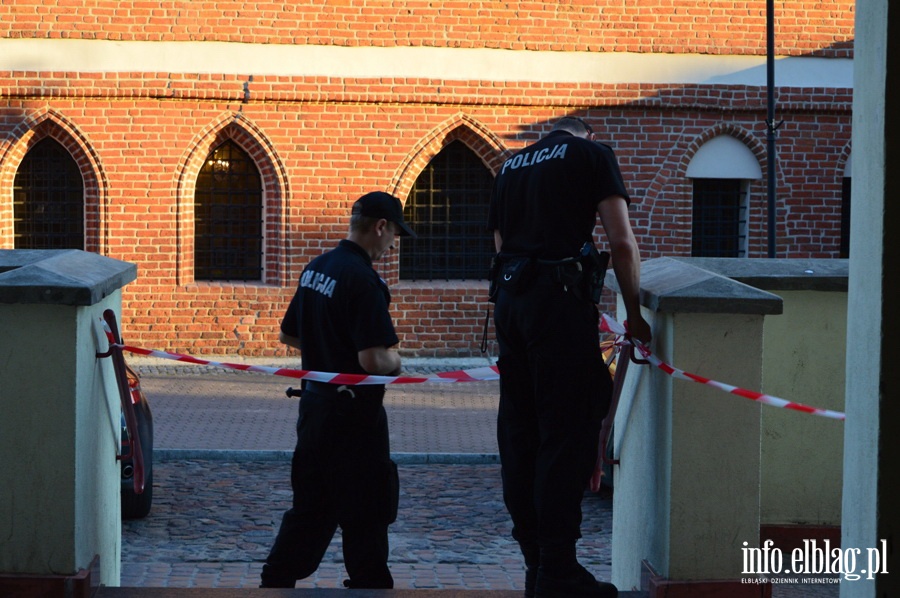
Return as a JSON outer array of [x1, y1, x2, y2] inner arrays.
[[579, 245, 610, 304], [496, 257, 535, 295]]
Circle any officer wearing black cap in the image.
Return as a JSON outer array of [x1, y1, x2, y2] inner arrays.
[[260, 191, 414, 590], [488, 117, 651, 598]]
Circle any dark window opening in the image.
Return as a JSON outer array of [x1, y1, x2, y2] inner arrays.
[[400, 141, 495, 280], [692, 178, 747, 258], [13, 138, 84, 249], [195, 141, 263, 281]]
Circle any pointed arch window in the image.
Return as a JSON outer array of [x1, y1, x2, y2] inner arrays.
[[195, 140, 263, 281], [13, 138, 84, 249], [400, 141, 494, 280]]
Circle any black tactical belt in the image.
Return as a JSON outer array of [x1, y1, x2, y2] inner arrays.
[[535, 257, 583, 282], [301, 380, 357, 398]]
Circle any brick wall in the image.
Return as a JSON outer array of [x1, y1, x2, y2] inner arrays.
[[0, 1, 854, 358], [1, 1, 854, 57]]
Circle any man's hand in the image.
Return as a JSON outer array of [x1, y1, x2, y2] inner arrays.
[[626, 315, 652, 346]]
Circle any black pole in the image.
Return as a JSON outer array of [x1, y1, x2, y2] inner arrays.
[[766, 0, 777, 258]]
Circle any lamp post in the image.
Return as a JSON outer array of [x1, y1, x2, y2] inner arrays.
[[766, 0, 780, 258]]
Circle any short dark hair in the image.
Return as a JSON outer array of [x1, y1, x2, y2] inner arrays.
[[349, 213, 379, 233], [552, 116, 593, 137]]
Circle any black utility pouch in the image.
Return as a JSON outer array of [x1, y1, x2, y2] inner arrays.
[[496, 256, 535, 295], [579, 243, 611, 304]]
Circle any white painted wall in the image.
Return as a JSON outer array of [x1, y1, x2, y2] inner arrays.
[[841, 1, 891, 596], [0, 38, 853, 87]]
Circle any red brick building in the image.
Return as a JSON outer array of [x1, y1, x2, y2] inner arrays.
[[0, 1, 855, 357]]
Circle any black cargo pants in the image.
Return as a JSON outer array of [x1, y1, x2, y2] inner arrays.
[[493, 274, 612, 569], [260, 386, 399, 589]]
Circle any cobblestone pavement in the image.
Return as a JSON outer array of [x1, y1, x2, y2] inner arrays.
[[122, 360, 841, 596], [121, 460, 613, 591], [121, 459, 840, 596]]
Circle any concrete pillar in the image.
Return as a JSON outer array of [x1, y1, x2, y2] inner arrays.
[[607, 257, 781, 596], [0, 250, 136, 596], [841, 1, 900, 596]]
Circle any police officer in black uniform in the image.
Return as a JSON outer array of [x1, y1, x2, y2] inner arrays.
[[489, 117, 652, 598], [260, 191, 415, 590]]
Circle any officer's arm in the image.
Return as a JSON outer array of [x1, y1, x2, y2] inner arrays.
[[279, 331, 302, 350], [494, 230, 503, 252], [358, 345, 402, 376], [597, 195, 652, 344]]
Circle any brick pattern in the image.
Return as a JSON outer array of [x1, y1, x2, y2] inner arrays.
[[2, 1, 854, 57], [0, 1, 854, 357]]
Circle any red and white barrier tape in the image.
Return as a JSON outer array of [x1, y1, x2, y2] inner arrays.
[[102, 321, 499, 384], [599, 314, 845, 421], [101, 317, 844, 419]]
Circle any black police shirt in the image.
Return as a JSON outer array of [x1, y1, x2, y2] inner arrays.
[[280, 239, 399, 378], [488, 130, 630, 260]]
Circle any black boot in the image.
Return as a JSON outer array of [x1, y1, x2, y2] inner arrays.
[[523, 567, 538, 597], [534, 563, 618, 598], [521, 542, 540, 598], [258, 573, 296, 588]]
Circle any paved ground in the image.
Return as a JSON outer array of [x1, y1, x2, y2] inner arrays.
[[143, 362, 500, 458], [123, 357, 611, 594], [122, 357, 839, 597], [121, 460, 613, 592]]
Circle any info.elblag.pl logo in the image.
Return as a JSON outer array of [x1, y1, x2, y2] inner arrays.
[[742, 539, 889, 582]]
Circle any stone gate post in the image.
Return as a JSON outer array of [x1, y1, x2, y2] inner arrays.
[[0, 250, 136, 596], [607, 257, 781, 597]]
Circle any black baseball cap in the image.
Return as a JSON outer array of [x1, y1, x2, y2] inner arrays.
[[352, 191, 416, 237]]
